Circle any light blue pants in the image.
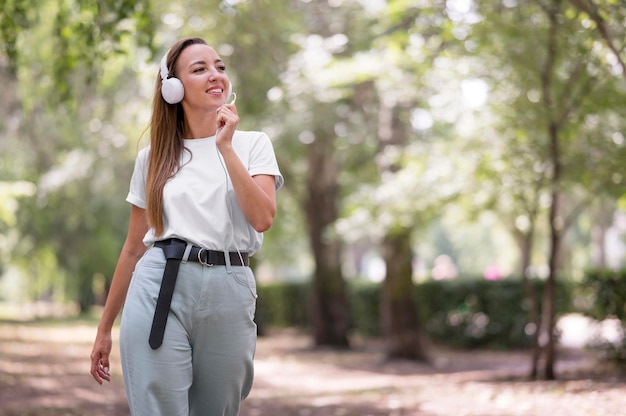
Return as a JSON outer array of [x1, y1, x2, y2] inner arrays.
[[119, 246, 257, 416]]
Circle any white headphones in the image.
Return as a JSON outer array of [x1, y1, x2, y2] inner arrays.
[[160, 49, 234, 105], [160, 50, 184, 104]]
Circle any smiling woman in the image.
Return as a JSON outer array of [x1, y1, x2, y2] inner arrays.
[[89, 37, 284, 416]]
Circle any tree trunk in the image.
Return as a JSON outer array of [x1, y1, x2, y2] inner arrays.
[[381, 229, 428, 360], [517, 229, 541, 379], [310, 261, 350, 347], [543, 125, 562, 380], [305, 127, 350, 348], [376, 98, 427, 360], [540, 0, 562, 381], [543, 187, 560, 380]]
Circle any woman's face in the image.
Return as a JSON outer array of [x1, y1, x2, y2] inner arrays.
[[175, 43, 231, 110]]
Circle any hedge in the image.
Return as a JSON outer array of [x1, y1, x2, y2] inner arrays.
[[256, 277, 575, 349], [579, 269, 626, 361]]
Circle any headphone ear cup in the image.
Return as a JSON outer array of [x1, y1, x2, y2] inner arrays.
[[161, 77, 184, 104]]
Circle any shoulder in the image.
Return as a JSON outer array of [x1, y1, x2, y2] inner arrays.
[[233, 130, 275, 147], [233, 130, 269, 142], [137, 145, 150, 158], [232, 130, 274, 152], [136, 146, 151, 163]]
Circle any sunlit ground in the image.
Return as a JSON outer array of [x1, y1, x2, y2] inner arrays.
[[0, 306, 625, 416]]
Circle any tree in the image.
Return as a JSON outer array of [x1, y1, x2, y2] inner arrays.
[[366, 1, 457, 359], [0, 0, 157, 309], [472, 0, 626, 379], [273, 1, 370, 347], [376, 100, 427, 359], [1, 0, 304, 311]]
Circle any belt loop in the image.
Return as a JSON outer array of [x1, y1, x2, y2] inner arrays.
[[224, 250, 233, 274], [181, 242, 193, 263]]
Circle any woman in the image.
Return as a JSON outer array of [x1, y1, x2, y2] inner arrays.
[[89, 37, 283, 416]]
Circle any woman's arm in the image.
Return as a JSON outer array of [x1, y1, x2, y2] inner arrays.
[[221, 155, 277, 232], [215, 104, 277, 232], [90, 204, 149, 384]]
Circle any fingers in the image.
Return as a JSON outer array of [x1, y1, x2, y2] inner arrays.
[[215, 105, 240, 140], [218, 107, 239, 123], [90, 351, 111, 385], [99, 362, 112, 383], [216, 103, 238, 117], [91, 331, 113, 385], [91, 360, 111, 384]]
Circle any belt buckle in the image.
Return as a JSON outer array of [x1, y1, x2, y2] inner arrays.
[[197, 248, 214, 267]]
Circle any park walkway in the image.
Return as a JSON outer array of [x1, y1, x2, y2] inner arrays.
[[0, 319, 625, 415]]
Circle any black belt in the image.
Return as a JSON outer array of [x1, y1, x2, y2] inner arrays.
[[148, 238, 249, 349]]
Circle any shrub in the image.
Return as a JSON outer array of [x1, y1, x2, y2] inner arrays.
[[417, 278, 573, 349], [580, 269, 626, 362], [256, 277, 575, 349]]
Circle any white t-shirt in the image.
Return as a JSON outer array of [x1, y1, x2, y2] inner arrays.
[[126, 130, 284, 255]]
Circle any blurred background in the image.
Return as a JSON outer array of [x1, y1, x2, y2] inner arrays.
[[1, 0, 626, 380]]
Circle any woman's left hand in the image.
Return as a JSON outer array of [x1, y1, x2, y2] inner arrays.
[[215, 103, 239, 148]]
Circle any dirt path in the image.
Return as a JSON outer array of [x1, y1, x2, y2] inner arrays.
[[0, 321, 625, 416]]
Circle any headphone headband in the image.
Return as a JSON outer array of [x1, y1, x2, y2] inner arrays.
[[160, 51, 170, 81]]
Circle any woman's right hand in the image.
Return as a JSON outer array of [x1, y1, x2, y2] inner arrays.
[[88, 205, 148, 384], [90, 329, 113, 384]]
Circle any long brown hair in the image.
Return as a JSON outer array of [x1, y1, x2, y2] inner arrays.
[[145, 37, 208, 236]]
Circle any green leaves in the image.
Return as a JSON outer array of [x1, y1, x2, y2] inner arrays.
[[0, 0, 33, 72], [1, 0, 157, 105]]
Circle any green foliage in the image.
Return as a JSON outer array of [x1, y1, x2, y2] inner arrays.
[[0, 0, 160, 310], [0, 0, 157, 104], [580, 269, 626, 361], [581, 269, 626, 322], [418, 278, 574, 349], [0, 0, 31, 71], [256, 282, 309, 329], [348, 281, 381, 337], [257, 277, 575, 349]]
